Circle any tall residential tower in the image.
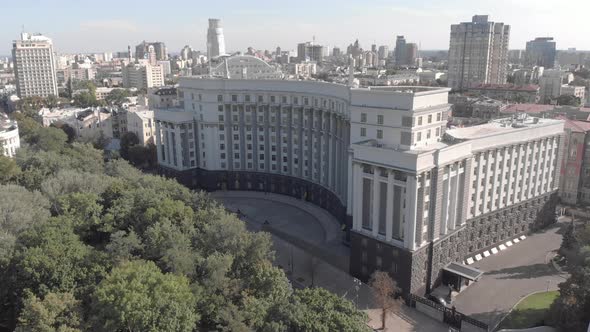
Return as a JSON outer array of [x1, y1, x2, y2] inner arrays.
[[448, 15, 510, 91], [207, 19, 226, 58], [12, 32, 58, 98]]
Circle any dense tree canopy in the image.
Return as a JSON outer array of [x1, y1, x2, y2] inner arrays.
[[0, 112, 370, 331], [549, 223, 590, 331]]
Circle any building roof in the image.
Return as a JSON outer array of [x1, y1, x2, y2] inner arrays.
[[469, 83, 540, 92], [443, 262, 483, 281], [501, 103, 555, 114], [445, 115, 562, 141], [561, 118, 590, 133], [153, 87, 177, 96]]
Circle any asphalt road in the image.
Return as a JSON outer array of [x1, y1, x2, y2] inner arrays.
[[453, 218, 569, 330]]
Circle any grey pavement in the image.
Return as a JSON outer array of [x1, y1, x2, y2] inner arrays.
[[212, 191, 448, 332], [453, 218, 569, 330]]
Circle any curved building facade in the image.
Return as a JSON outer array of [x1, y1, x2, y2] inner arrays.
[[155, 78, 563, 296]]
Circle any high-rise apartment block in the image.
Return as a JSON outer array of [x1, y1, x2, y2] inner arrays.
[[448, 15, 510, 91], [297, 42, 324, 63], [12, 32, 58, 98], [122, 62, 165, 90], [525, 37, 556, 68], [207, 19, 226, 58], [378, 45, 389, 61], [394, 36, 418, 66], [135, 41, 167, 61]]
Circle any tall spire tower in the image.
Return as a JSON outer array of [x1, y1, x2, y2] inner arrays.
[[207, 18, 226, 58]]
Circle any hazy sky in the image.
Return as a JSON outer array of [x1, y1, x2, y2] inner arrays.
[[1, 0, 589, 55]]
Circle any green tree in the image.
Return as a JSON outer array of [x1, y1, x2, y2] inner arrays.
[[119, 132, 139, 160], [550, 224, 590, 331], [105, 89, 131, 107], [0, 155, 21, 184], [16, 291, 82, 332], [12, 112, 41, 140], [27, 127, 68, 152], [287, 288, 370, 332], [91, 260, 198, 332], [50, 122, 76, 143], [14, 220, 106, 296], [556, 94, 582, 107], [72, 91, 97, 108]]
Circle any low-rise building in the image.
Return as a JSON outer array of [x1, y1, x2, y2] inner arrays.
[[558, 118, 590, 205], [149, 87, 178, 109], [38, 107, 113, 140], [126, 107, 155, 145], [468, 84, 540, 103], [561, 85, 586, 102]]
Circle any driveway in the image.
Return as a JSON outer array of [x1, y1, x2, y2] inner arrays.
[[453, 219, 569, 330]]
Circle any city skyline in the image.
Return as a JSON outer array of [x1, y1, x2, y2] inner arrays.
[[1, 0, 590, 55]]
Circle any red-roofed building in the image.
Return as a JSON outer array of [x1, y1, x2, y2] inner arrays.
[[560, 118, 590, 205], [468, 84, 540, 103]]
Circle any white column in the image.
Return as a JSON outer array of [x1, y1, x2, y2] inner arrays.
[[404, 175, 418, 250], [346, 152, 354, 215], [352, 162, 363, 231], [372, 169, 380, 237], [175, 127, 183, 170], [155, 121, 163, 163], [385, 170, 394, 240]]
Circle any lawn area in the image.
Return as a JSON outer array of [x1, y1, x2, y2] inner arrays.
[[498, 291, 559, 330]]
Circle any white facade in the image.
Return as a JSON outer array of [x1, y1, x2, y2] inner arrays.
[[12, 32, 58, 98], [154, 78, 564, 292], [127, 108, 155, 145], [122, 63, 164, 90], [0, 118, 20, 158], [448, 15, 510, 90]]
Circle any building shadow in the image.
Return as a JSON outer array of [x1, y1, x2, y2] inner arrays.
[[467, 307, 507, 330], [486, 263, 556, 280]]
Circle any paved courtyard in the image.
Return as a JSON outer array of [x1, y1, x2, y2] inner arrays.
[[453, 218, 569, 330], [212, 191, 447, 332]]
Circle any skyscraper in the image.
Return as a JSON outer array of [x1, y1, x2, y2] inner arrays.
[[377, 45, 389, 60], [405, 43, 418, 66], [297, 42, 324, 63], [135, 41, 167, 61], [448, 15, 510, 90], [526, 37, 556, 68], [394, 36, 407, 65], [12, 32, 58, 98], [207, 18, 226, 58]]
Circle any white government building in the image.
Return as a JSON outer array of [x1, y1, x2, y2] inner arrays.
[[155, 78, 563, 294], [0, 117, 20, 158]]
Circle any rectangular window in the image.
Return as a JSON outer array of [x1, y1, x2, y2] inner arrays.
[[418, 116, 423, 126], [428, 114, 432, 123], [217, 95, 223, 102], [416, 132, 422, 141], [377, 115, 384, 124], [401, 116, 413, 128], [360, 127, 367, 137], [377, 129, 383, 139], [361, 113, 367, 123]]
